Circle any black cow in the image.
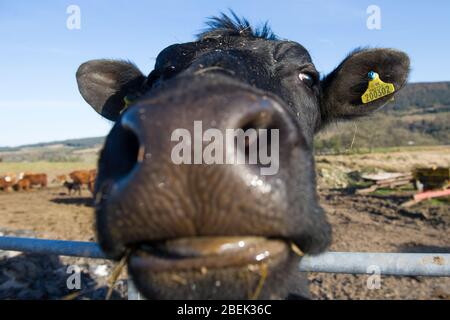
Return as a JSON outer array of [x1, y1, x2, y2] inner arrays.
[[63, 181, 82, 196], [76, 12, 409, 299]]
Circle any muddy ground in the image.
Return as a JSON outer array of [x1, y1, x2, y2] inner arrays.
[[310, 188, 449, 299], [0, 187, 127, 300], [0, 184, 448, 300]]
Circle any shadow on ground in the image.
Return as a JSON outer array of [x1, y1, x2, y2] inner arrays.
[[397, 243, 450, 253], [50, 197, 94, 207]]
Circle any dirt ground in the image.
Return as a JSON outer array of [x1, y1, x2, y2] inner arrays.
[[0, 187, 95, 241], [0, 183, 448, 299], [310, 189, 449, 300], [0, 186, 127, 300]]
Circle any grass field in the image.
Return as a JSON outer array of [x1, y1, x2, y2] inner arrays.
[[330, 144, 450, 155], [0, 161, 96, 178], [316, 145, 450, 172]]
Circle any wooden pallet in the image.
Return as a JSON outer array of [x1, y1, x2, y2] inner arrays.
[[356, 173, 413, 195]]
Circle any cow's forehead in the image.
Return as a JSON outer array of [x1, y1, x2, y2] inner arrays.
[[154, 38, 313, 70], [271, 41, 312, 63]]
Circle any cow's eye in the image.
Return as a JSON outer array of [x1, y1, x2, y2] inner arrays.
[[298, 72, 314, 87], [162, 65, 177, 80]]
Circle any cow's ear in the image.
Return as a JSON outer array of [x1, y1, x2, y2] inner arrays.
[[76, 60, 146, 121], [320, 48, 410, 124]]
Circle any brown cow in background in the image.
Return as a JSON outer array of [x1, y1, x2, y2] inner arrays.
[[88, 179, 95, 195], [23, 173, 47, 188], [13, 178, 31, 191], [52, 174, 68, 184], [69, 170, 96, 186], [0, 173, 16, 191], [69, 169, 96, 195]]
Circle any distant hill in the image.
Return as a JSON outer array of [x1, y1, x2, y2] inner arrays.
[[387, 82, 450, 113], [0, 137, 105, 152], [315, 81, 450, 153], [0, 137, 104, 162]]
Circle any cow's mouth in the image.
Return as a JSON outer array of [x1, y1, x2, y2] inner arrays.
[[129, 236, 292, 272], [127, 236, 301, 299]]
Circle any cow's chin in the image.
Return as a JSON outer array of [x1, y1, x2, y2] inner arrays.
[[127, 236, 300, 300]]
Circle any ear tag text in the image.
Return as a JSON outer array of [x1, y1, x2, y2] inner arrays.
[[361, 71, 395, 104]]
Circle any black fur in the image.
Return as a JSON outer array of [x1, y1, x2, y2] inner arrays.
[[198, 11, 277, 40]]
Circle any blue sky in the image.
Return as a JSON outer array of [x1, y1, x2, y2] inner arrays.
[[1, 0, 449, 146]]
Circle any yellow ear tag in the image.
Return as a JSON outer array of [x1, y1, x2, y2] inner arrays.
[[121, 96, 132, 114], [361, 71, 395, 104]]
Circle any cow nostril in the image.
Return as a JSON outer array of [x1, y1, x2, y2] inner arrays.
[[237, 111, 278, 162], [239, 109, 273, 132], [114, 124, 142, 178]]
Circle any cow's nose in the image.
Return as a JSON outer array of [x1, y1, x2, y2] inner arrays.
[[95, 93, 304, 257]]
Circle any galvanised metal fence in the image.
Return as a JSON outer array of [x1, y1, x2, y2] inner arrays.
[[0, 236, 449, 299]]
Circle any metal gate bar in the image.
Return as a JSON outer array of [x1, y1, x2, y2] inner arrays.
[[0, 236, 449, 276], [299, 252, 449, 276], [0, 236, 106, 259]]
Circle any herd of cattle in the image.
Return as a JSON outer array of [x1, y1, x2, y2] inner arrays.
[[0, 169, 96, 195]]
